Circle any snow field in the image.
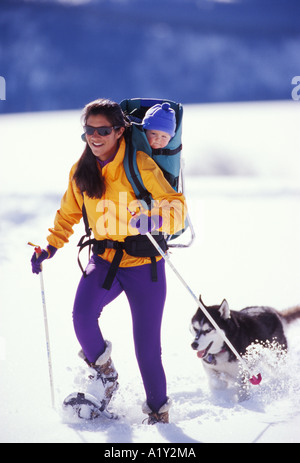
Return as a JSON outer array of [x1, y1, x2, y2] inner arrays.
[[1, 101, 300, 443]]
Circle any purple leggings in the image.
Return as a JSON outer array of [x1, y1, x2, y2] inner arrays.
[[73, 254, 167, 412]]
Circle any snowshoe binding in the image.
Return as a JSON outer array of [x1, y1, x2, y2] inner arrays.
[[63, 392, 118, 421]]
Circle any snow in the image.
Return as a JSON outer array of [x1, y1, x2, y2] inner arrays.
[[1, 101, 300, 444]]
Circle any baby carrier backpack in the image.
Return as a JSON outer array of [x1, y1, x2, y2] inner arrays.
[[120, 97, 195, 248], [78, 97, 195, 289]]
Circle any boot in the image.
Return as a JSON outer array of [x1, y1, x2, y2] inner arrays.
[[142, 398, 172, 425], [79, 341, 119, 408]]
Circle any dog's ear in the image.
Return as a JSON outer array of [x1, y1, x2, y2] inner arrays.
[[199, 295, 206, 308], [219, 299, 230, 320]]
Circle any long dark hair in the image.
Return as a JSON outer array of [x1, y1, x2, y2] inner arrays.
[[73, 98, 130, 199]]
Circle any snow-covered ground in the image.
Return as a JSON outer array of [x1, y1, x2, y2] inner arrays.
[[1, 101, 300, 443]]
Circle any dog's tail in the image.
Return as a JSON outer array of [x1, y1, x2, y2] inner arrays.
[[279, 305, 300, 324]]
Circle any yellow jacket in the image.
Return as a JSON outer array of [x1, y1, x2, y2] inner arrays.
[[47, 137, 186, 267]]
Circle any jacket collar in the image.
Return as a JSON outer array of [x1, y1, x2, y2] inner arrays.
[[99, 137, 126, 180]]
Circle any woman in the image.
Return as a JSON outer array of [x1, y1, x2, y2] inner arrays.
[[31, 98, 186, 424]]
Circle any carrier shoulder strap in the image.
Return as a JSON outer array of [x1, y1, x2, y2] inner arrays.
[[77, 194, 93, 276], [123, 129, 152, 209], [82, 200, 91, 237]]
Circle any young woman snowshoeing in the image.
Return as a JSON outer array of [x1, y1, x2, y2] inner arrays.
[[31, 98, 186, 424]]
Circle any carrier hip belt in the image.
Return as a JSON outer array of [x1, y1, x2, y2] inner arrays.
[[77, 234, 168, 290]]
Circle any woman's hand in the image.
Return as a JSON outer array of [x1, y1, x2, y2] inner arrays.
[[31, 245, 57, 274], [130, 214, 162, 235]]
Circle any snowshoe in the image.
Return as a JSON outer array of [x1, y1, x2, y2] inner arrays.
[[63, 392, 118, 421]]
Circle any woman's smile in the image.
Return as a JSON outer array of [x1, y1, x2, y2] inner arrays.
[[86, 114, 124, 161]]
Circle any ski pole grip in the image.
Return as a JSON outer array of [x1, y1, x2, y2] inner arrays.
[[34, 246, 42, 256], [28, 241, 42, 256]]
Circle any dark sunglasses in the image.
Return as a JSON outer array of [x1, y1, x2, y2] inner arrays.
[[84, 125, 120, 136]]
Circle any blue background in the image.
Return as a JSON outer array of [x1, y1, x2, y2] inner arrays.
[[1, 0, 299, 113]]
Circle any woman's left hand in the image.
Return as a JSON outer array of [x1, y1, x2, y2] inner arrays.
[[31, 245, 57, 274], [130, 214, 162, 235]]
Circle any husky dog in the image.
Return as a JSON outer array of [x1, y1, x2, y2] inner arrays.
[[190, 296, 300, 393]]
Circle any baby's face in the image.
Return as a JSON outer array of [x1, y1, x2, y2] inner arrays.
[[145, 130, 172, 149]]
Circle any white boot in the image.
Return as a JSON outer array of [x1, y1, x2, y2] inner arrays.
[[79, 341, 119, 408], [142, 398, 172, 424]]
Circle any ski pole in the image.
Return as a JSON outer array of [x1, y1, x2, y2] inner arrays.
[[145, 232, 262, 386], [28, 242, 56, 408]]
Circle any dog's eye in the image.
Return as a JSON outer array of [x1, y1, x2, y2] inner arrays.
[[203, 328, 213, 335], [189, 324, 197, 335]]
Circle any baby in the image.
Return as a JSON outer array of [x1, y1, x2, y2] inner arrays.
[[142, 102, 176, 149]]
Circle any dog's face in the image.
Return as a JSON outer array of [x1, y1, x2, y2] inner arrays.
[[190, 297, 230, 359]]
